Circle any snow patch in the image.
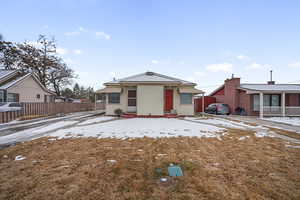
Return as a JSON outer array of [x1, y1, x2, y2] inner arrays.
[[238, 136, 250, 140], [185, 117, 257, 130], [15, 155, 26, 161], [255, 131, 273, 138], [78, 117, 115, 125], [0, 121, 77, 145], [107, 160, 117, 163], [49, 118, 224, 139], [264, 117, 300, 126]]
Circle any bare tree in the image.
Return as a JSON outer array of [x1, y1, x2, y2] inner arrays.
[[0, 35, 76, 95], [48, 58, 76, 95], [0, 41, 21, 69]]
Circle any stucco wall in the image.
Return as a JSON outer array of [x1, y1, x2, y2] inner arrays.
[[105, 87, 127, 115], [137, 85, 164, 115], [173, 88, 195, 116], [7, 76, 52, 103]]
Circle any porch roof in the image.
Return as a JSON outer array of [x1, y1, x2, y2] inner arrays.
[[239, 84, 300, 93], [96, 87, 122, 93], [179, 87, 204, 94]]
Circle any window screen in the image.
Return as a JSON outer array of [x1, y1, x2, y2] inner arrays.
[[108, 93, 120, 104], [180, 93, 192, 104], [7, 93, 19, 102], [0, 90, 4, 102], [253, 95, 260, 111]]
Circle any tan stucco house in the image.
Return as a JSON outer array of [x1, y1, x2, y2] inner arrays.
[[0, 70, 56, 103], [96, 72, 204, 116]]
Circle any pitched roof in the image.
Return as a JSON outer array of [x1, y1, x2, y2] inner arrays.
[[0, 70, 18, 82], [105, 71, 195, 85], [239, 84, 300, 92], [0, 70, 56, 95]]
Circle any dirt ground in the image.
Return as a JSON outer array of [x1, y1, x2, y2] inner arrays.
[[0, 129, 299, 200]]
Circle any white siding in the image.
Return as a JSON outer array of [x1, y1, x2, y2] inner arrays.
[[7, 76, 53, 103], [137, 85, 164, 115], [174, 87, 195, 116], [105, 87, 127, 115]]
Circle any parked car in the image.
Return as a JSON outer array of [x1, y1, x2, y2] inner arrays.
[[0, 102, 22, 112], [205, 103, 230, 115]]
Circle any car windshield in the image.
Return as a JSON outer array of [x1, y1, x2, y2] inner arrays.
[[0, 103, 7, 106]]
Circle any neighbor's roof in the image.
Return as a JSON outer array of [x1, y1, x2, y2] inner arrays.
[[0, 71, 56, 95], [0, 70, 18, 82], [239, 84, 300, 92], [104, 71, 196, 85]]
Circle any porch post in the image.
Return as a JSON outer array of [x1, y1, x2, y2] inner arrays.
[[259, 92, 264, 118], [202, 93, 205, 116], [282, 92, 286, 117], [94, 93, 97, 111]]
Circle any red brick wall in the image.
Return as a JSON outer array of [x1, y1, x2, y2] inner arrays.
[[287, 94, 300, 106], [211, 78, 261, 115]]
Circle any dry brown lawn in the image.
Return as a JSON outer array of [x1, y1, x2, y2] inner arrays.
[[0, 129, 299, 200]]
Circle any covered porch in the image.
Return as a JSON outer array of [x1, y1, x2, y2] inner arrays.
[[256, 92, 300, 118]]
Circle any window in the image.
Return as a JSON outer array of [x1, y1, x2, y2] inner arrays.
[[108, 93, 120, 104], [0, 90, 4, 102], [9, 103, 22, 107], [128, 90, 136, 106], [253, 94, 281, 111], [180, 93, 192, 104], [37, 94, 40, 99], [253, 95, 260, 111], [7, 93, 19, 102]]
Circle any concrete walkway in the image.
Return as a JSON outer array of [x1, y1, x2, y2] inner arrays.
[[221, 115, 300, 133]]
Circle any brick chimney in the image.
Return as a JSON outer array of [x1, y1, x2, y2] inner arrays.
[[224, 76, 241, 112]]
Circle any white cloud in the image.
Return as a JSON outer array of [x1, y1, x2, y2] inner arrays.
[[194, 71, 207, 77], [64, 26, 87, 36], [79, 27, 86, 32], [42, 25, 49, 29], [73, 49, 82, 55], [237, 54, 250, 60], [246, 63, 271, 70], [289, 61, 300, 68], [205, 63, 233, 72], [151, 60, 159, 64], [64, 31, 81, 36], [95, 32, 111, 40], [56, 48, 68, 55]]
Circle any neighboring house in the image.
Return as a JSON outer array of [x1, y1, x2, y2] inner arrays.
[[210, 77, 300, 117], [96, 71, 204, 116], [0, 69, 56, 103]]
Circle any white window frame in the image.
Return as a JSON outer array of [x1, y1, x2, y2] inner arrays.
[[108, 93, 120, 104], [180, 93, 193, 104]]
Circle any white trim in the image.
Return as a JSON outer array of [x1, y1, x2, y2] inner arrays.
[[259, 92, 264, 119]]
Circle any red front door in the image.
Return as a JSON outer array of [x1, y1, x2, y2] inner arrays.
[[164, 89, 173, 112]]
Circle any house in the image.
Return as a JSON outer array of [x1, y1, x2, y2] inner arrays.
[[0, 69, 56, 103], [96, 71, 204, 116], [210, 76, 300, 117]]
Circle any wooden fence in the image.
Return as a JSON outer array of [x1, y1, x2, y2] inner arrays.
[[0, 102, 105, 124]]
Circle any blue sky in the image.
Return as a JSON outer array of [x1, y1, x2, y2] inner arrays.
[[1, 0, 300, 93]]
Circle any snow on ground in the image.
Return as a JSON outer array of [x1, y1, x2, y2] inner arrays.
[[255, 131, 274, 138], [0, 121, 77, 145], [78, 117, 116, 125], [15, 155, 26, 161], [49, 118, 225, 139], [185, 117, 258, 129], [264, 117, 300, 126]]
